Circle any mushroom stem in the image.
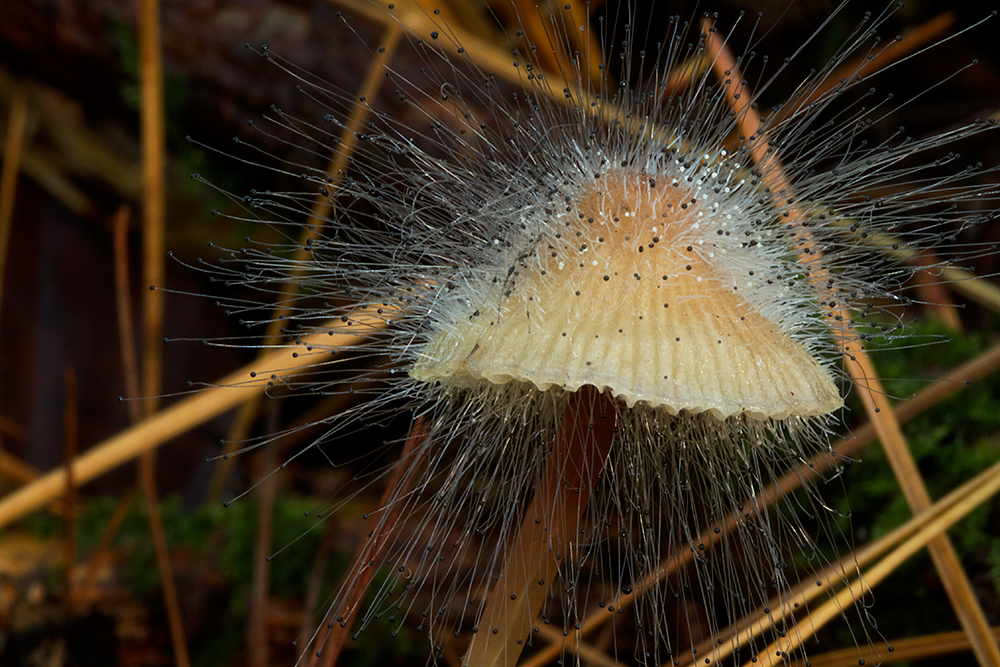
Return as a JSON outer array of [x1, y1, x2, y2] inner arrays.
[[463, 386, 617, 667]]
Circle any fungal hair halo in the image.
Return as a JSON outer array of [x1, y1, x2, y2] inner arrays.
[[185, 1, 1000, 665]]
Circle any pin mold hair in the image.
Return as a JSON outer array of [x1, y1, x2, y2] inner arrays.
[[178, 1, 1000, 665]]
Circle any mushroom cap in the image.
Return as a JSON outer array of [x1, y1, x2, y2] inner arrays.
[[411, 171, 842, 420]]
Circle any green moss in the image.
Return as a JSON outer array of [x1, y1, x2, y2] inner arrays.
[[18, 491, 345, 608], [109, 15, 190, 129], [836, 314, 1000, 653]]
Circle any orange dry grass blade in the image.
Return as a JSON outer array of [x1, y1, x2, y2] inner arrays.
[[746, 453, 1000, 666], [823, 211, 1000, 314], [714, 344, 1000, 646], [502, 0, 602, 89], [702, 17, 1000, 667], [205, 20, 404, 502], [73, 207, 144, 609], [567, 0, 604, 85], [0, 82, 27, 503], [137, 0, 190, 663], [804, 626, 1000, 667], [139, 0, 165, 413], [0, 82, 26, 322], [530, 19, 1000, 667], [331, 0, 585, 111], [462, 387, 617, 667], [113, 205, 142, 422], [509, 0, 564, 75], [0, 76, 91, 216], [520, 340, 1000, 667], [903, 252, 964, 330], [335, 0, 517, 78], [684, 452, 1000, 666], [836, 351, 1000, 665], [771, 12, 957, 129], [249, 431, 278, 667], [0, 451, 43, 490], [0, 325, 370, 528], [948, 261, 1000, 312]]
